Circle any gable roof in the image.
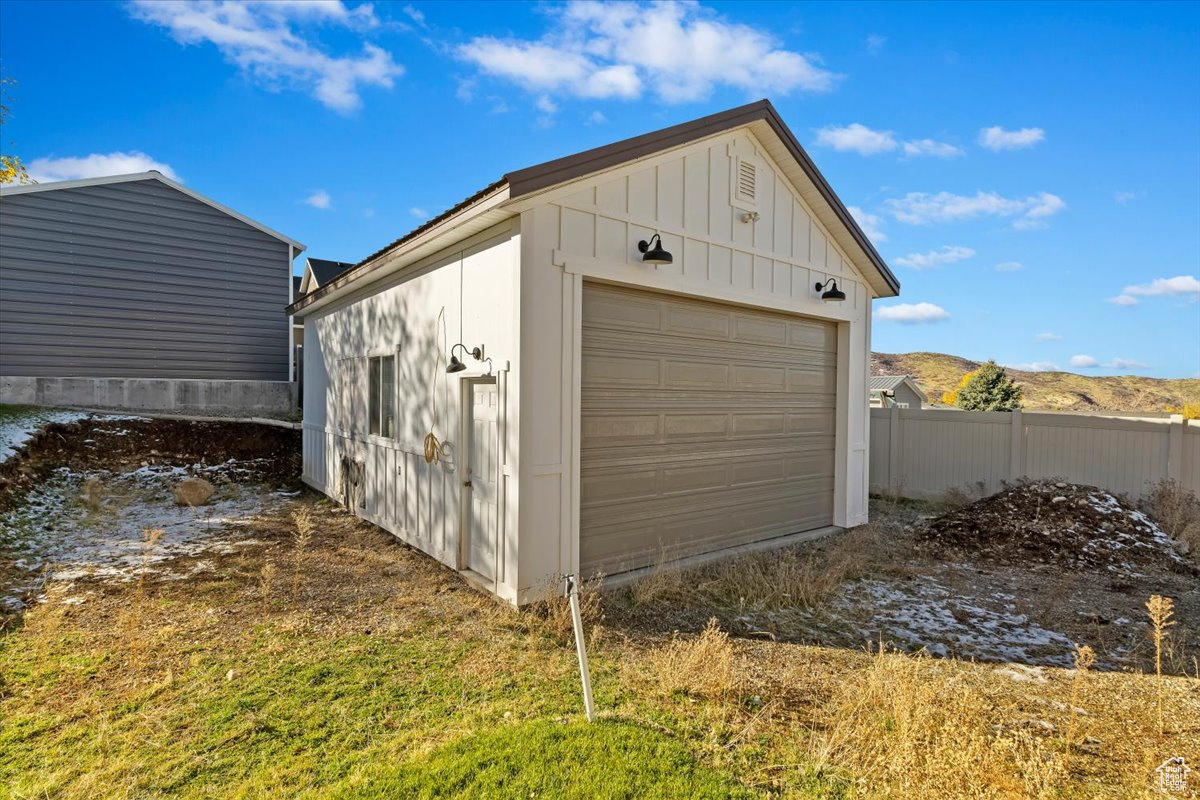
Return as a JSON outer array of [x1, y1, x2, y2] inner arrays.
[[870, 375, 929, 402], [289, 99, 897, 316], [306, 258, 355, 287], [0, 171, 306, 252]]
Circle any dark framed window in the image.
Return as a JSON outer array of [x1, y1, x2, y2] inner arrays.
[[369, 354, 395, 438]]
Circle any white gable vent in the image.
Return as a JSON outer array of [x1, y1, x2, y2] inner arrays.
[[732, 155, 758, 210]]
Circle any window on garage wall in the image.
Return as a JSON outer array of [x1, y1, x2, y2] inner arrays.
[[369, 354, 396, 438]]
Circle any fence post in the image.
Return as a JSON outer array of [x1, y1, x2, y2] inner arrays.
[[1167, 414, 1184, 482], [888, 404, 902, 492], [1009, 408, 1024, 482]]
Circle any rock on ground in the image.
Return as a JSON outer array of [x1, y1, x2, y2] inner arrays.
[[173, 477, 216, 507]]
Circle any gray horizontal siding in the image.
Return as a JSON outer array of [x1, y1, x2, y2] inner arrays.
[[0, 179, 292, 380]]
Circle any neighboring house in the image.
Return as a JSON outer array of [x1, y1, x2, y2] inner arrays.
[[0, 171, 304, 412], [293, 258, 353, 346], [870, 375, 928, 408], [288, 100, 900, 604]]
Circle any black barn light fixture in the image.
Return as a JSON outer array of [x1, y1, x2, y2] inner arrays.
[[446, 343, 482, 374], [637, 234, 673, 265], [814, 278, 846, 302]]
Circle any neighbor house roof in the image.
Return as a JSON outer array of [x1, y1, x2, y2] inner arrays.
[[289, 99, 898, 316], [870, 375, 929, 402], [292, 276, 303, 302], [306, 258, 355, 287], [0, 171, 306, 252]]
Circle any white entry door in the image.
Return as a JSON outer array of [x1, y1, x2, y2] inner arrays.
[[465, 379, 499, 581]]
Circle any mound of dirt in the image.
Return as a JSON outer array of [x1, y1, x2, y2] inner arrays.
[[921, 480, 1192, 577], [0, 417, 300, 507]]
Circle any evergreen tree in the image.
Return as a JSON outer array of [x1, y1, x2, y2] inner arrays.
[[955, 360, 1023, 411]]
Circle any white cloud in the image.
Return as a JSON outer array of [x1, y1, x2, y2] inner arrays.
[[816, 125, 962, 159], [886, 190, 1067, 229], [457, 1, 838, 104], [129, 0, 402, 113], [535, 95, 558, 114], [847, 206, 887, 243], [1113, 190, 1143, 205], [586, 110, 608, 125], [409, 207, 429, 219], [866, 34, 886, 54], [1110, 275, 1200, 306], [893, 245, 975, 270], [995, 261, 1024, 272], [1006, 361, 1059, 372], [978, 125, 1045, 151], [1108, 357, 1146, 370], [875, 302, 951, 324], [1035, 332, 1061, 341], [901, 138, 964, 158], [815, 123, 897, 155], [1070, 354, 1147, 371], [305, 189, 331, 209], [23, 151, 180, 183]]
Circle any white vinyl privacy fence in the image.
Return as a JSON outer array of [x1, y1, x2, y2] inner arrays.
[[869, 408, 1200, 500]]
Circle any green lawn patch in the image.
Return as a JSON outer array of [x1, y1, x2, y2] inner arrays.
[[336, 717, 753, 800]]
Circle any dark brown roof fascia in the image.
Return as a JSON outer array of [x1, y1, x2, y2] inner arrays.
[[504, 99, 775, 198]]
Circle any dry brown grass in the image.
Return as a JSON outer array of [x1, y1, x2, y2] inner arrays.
[[290, 506, 315, 604], [1146, 594, 1176, 733], [811, 646, 1069, 798], [650, 617, 740, 702], [529, 574, 604, 645], [79, 476, 105, 512], [626, 523, 898, 613], [1143, 479, 1200, 563], [260, 562, 277, 611]]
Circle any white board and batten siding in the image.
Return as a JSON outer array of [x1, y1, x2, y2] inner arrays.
[[517, 128, 874, 597], [871, 407, 1200, 500], [301, 223, 522, 601]]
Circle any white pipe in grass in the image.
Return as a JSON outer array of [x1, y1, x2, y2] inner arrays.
[[566, 574, 595, 722]]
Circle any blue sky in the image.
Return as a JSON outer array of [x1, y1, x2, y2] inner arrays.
[[2, 0, 1198, 377]]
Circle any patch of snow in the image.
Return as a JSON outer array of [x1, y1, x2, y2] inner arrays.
[[788, 577, 1078, 667], [0, 409, 89, 463], [1, 460, 287, 610]]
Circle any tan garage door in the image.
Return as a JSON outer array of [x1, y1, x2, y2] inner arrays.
[[580, 283, 837, 577]]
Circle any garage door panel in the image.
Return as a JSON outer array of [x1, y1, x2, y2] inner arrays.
[[583, 327, 837, 368], [665, 360, 729, 389], [583, 290, 662, 332], [582, 432, 836, 465], [665, 305, 730, 338], [581, 488, 834, 577], [580, 283, 836, 575], [582, 354, 662, 387], [733, 315, 788, 346], [582, 476, 835, 529]]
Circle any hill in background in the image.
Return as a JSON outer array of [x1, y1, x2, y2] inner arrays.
[[872, 352, 1200, 413]]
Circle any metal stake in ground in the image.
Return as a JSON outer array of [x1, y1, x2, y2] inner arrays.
[[565, 573, 595, 722]]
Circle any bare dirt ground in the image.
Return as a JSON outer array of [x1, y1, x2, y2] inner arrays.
[[0, 415, 301, 623]]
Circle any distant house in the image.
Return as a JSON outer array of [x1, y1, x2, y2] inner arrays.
[[0, 171, 305, 412], [293, 258, 353, 346], [870, 375, 927, 408]]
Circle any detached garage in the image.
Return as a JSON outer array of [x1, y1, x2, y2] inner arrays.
[[288, 100, 899, 604]]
